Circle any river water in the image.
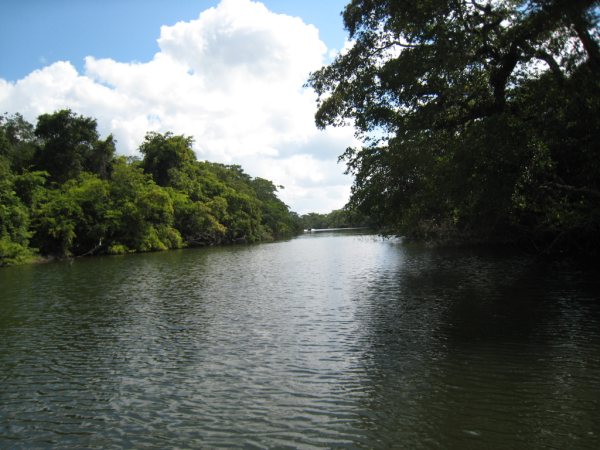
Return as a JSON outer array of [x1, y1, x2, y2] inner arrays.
[[1, 231, 599, 449]]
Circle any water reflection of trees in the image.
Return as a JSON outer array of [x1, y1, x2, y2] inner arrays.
[[351, 244, 600, 449]]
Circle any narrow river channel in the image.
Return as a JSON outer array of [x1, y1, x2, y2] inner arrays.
[[1, 231, 599, 448]]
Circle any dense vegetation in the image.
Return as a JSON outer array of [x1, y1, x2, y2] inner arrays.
[[299, 208, 371, 230], [0, 110, 303, 266], [309, 0, 600, 256]]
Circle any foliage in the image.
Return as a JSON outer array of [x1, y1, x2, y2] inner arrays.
[[308, 0, 600, 255], [139, 132, 196, 187], [34, 109, 116, 182], [0, 113, 37, 172], [0, 112, 302, 265], [0, 161, 35, 265], [300, 208, 371, 230]]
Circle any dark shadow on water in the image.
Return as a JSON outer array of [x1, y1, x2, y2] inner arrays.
[[351, 243, 600, 449]]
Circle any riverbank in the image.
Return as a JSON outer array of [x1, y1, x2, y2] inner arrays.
[[1, 112, 306, 268], [0, 232, 300, 268]]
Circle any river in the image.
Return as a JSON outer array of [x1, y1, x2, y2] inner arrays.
[[1, 231, 599, 448]]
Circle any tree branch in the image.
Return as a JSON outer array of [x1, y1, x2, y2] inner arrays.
[[571, 16, 600, 73], [534, 50, 566, 83], [540, 182, 600, 200]]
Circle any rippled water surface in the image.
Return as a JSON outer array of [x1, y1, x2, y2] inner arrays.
[[1, 231, 599, 448]]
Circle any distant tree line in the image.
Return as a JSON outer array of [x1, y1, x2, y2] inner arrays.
[[309, 0, 600, 257], [299, 209, 371, 230], [0, 109, 305, 265]]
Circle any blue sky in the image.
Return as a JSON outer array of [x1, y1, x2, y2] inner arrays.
[[0, 0, 355, 214], [1, 0, 349, 81]]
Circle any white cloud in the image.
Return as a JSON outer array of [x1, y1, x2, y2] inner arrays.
[[0, 0, 356, 214]]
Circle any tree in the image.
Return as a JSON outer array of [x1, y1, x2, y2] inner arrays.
[[34, 109, 115, 182], [0, 110, 304, 265], [106, 158, 182, 253], [170, 190, 227, 246], [0, 113, 37, 172], [308, 0, 600, 252], [299, 208, 370, 230], [139, 132, 196, 187], [251, 178, 300, 237], [0, 161, 34, 265], [87, 134, 117, 179]]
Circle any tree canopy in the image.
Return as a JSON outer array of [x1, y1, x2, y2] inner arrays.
[[34, 109, 116, 182], [0, 110, 303, 266], [299, 209, 371, 230], [309, 0, 600, 255]]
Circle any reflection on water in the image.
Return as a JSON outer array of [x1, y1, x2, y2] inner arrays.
[[353, 245, 600, 449], [1, 232, 599, 448]]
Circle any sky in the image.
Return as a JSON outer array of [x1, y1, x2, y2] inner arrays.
[[0, 0, 355, 214]]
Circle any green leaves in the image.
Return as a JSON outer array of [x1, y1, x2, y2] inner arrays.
[[0, 171, 34, 266], [309, 0, 600, 254], [140, 132, 196, 187], [0, 115, 302, 265], [35, 110, 100, 183]]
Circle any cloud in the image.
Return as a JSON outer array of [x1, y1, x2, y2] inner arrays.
[[0, 0, 356, 214]]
